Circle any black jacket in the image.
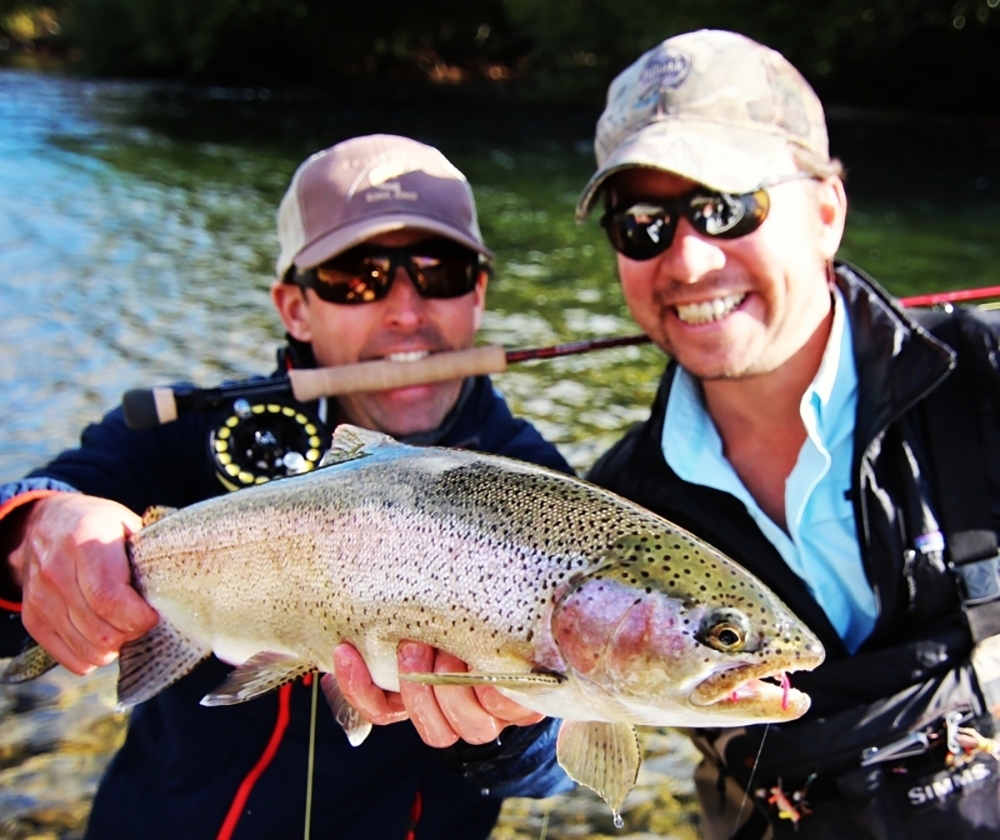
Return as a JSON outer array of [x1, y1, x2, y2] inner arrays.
[[1, 371, 575, 840], [587, 264, 1000, 837]]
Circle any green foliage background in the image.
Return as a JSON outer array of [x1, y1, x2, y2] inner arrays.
[[3, 0, 998, 111]]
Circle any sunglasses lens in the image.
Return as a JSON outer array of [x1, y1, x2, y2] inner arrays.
[[602, 189, 771, 259], [603, 203, 678, 261], [302, 242, 479, 305], [312, 256, 391, 304], [688, 189, 770, 239], [410, 250, 478, 299]]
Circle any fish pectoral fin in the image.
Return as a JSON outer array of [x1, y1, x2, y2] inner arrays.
[[140, 505, 177, 527], [200, 652, 314, 706], [555, 720, 641, 821], [1, 640, 59, 684], [399, 671, 565, 688], [319, 424, 401, 468], [118, 620, 211, 709], [319, 672, 373, 747]]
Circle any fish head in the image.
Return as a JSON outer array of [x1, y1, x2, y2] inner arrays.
[[550, 530, 824, 727]]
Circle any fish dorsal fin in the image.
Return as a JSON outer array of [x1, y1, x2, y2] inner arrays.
[[319, 424, 402, 468], [200, 652, 314, 706], [400, 671, 565, 689], [141, 505, 177, 527], [555, 720, 641, 825], [320, 672, 373, 747], [118, 619, 211, 709]]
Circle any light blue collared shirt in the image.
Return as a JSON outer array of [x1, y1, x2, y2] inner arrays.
[[662, 289, 876, 652]]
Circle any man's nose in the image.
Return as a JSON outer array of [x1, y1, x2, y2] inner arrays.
[[656, 217, 727, 282], [382, 267, 425, 326]]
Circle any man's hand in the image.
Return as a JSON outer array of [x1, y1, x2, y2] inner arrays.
[[333, 641, 544, 747], [7, 494, 160, 675]]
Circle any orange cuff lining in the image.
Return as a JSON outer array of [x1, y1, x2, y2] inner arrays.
[[0, 489, 68, 612]]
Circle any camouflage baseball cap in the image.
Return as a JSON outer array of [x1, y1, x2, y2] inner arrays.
[[576, 30, 829, 220], [277, 134, 492, 279]]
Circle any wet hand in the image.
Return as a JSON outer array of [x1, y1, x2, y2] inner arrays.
[[8, 494, 159, 675], [332, 640, 543, 747]]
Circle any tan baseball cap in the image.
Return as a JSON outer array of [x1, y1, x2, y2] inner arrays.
[[576, 30, 830, 220], [277, 134, 493, 278]]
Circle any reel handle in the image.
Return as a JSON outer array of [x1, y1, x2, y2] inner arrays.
[[122, 378, 294, 431]]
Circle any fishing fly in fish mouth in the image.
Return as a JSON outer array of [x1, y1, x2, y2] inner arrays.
[[3, 424, 824, 819]]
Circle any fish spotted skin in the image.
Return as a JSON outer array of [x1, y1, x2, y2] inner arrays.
[[3, 424, 825, 815]]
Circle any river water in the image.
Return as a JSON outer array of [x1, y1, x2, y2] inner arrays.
[[0, 66, 998, 838]]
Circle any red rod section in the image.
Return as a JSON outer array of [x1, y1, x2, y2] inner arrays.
[[504, 285, 1000, 365], [505, 334, 651, 363], [899, 285, 1000, 309]]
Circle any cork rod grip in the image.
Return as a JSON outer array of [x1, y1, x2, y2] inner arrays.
[[287, 344, 509, 403]]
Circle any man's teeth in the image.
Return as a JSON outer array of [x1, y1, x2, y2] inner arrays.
[[675, 293, 746, 324], [386, 351, 429, 363]]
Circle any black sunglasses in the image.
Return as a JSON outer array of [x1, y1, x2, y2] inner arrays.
[[294, 240, 484, 305], [601, 187, 772, 261]]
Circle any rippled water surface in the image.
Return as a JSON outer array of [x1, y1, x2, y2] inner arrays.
[[1, 67, 999, 838]]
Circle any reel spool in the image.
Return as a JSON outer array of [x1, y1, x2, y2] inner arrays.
[[209, 398, 325, 492]]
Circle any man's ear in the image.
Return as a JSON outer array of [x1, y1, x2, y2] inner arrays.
[[472, 270, 489, 331], [815, 176, 847, 261], [271, 280, 313, 343]]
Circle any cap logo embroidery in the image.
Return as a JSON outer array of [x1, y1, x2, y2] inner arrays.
[[349, 155, 421, 202], [364, 180, 418, 202], [639, 50, 690, 92]]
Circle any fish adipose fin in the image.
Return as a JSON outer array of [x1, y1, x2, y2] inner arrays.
[[1, 640, 59, 684], [556, 720, 641, 823], [117, 619, 212, 709], [320, 672, 373, 746], [399, 671, 565, 688], [201, 652, 314, 706], [319, 424, 401, 468]]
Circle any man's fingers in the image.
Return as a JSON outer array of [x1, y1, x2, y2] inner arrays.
[[430, 650, 503, 745], [11, 494, 155, 674], [21, 601, 102, 676], [19, 556, 113, 672], [475, 685, 545, 726], [76, 548, 159, 638], [398, 642, 459, 747], [332, 642, 407, 725]]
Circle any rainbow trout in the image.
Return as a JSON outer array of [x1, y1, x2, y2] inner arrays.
[[4, 424, 824, 817]]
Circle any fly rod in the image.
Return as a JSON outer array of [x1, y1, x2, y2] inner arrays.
[[122, 284, 1000, 431]]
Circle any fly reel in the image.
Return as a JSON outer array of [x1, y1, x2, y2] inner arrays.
[[209, 398, 325, 492]]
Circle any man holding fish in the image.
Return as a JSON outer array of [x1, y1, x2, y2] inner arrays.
[[581, 28, 1000, 839], [0, 135, 578, 839]]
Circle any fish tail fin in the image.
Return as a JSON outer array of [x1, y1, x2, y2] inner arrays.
[[1, 640, 59, 683], [117, 619, 211, 709]]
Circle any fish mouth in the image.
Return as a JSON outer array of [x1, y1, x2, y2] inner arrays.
[[690, 664, 810, 718]]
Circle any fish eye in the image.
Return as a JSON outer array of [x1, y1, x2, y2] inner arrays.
[[697, 608, 753, 652], [707, 623, 745, 651]]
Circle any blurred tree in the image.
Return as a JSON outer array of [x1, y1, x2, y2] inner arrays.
[[502, 0, 998, 111], [10, 0, 996, 113], [67, 0, 525, 84]]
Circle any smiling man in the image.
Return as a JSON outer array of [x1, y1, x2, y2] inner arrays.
[[0, 135, 573, 839], [581, 30, 1000, 840]]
